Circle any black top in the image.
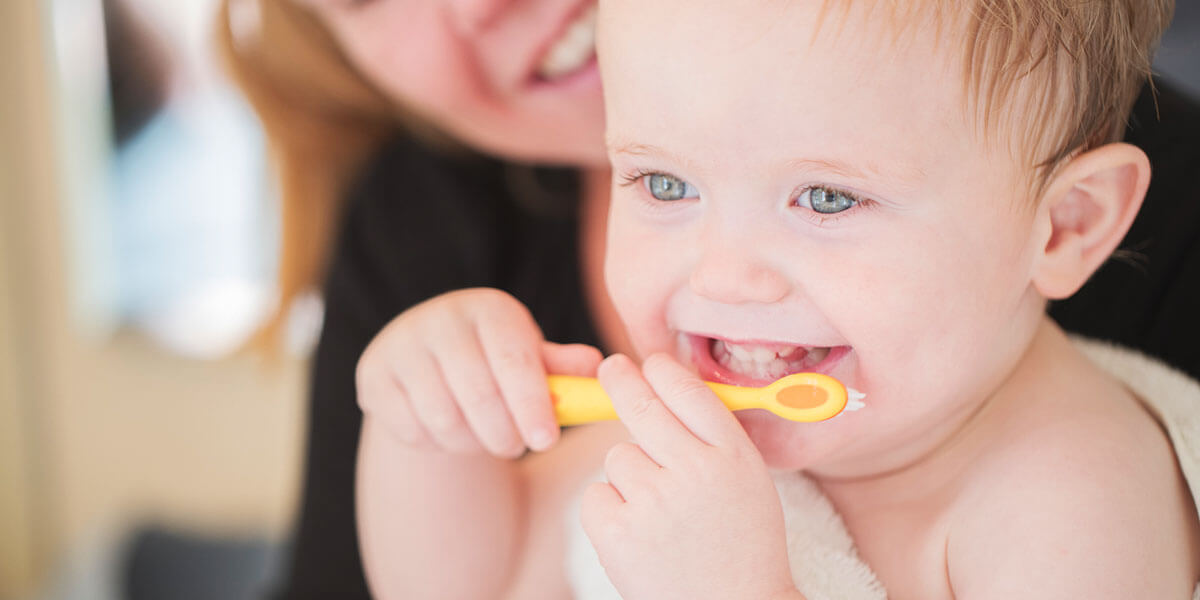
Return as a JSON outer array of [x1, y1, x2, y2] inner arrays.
[[269, 80, 1200, 599], [1050, 83, 1200, 365]]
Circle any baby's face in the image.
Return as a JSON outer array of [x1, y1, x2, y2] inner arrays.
[[599, 1, 1051, 475]]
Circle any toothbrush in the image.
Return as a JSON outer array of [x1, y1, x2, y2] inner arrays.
[[548, 373, 865, 426]]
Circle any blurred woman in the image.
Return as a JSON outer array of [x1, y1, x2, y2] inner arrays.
[[217, 1, 626, 597]]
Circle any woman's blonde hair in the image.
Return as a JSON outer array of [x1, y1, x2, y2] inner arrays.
[[215, 0, 458, 349]]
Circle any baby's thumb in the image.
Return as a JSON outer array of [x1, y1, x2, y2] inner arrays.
[[542, 342, 604, 378]]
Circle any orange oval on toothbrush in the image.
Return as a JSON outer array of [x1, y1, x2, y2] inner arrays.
[[779, 385, 827, 409], [548, 372, 856, 426]]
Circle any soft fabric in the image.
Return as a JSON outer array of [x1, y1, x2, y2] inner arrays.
[[563, 337, 1200, 599], [1075, 338, 1200, 600]]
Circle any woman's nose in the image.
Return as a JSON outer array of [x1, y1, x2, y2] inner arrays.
[[689, 247, 791, 305], [445, 0, 512, 33]]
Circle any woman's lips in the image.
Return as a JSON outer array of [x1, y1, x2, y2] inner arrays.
[[534, 4, 596, 81], [687, 334, 851, 387], [528, 55, 599, 92]]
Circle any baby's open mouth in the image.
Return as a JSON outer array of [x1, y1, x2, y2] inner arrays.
[[688, 334, 849, 386]]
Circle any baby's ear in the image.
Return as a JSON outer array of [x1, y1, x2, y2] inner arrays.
[[1031, 142, 1151, 300]]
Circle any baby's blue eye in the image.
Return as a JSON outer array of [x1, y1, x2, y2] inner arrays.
[[797, 186, 858, 214], [644, 173, 699, 201]]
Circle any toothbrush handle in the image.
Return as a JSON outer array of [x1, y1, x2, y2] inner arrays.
[[547, 375, 757, 425], [548, 375, 618, 425]]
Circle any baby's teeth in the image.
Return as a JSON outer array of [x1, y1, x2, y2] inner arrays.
[[767, 358, 789, 379], [714, 339, 837, 381], [805, 347, 831, 364]]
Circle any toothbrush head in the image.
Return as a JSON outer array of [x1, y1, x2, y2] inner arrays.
[[750, 372, 851, 422]]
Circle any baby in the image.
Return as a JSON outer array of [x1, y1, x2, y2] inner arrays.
[[354, 1, 1199, 598]]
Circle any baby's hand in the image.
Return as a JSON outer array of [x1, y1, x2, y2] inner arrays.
[[580, 354, 800, 600], [355, 288, 602, 457]]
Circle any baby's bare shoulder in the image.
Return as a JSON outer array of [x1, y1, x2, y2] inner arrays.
[[946, 385, 1199, 598]]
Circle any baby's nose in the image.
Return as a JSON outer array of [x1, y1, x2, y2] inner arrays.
[[689, 247, 791, 305]]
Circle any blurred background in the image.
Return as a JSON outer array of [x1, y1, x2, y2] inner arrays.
[[1, 1, 1198, 599], [3, 0, 303, 598]]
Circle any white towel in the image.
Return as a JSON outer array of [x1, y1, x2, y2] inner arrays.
[[563, 337, 1200, 599]]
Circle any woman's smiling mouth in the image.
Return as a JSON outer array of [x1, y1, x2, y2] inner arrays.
[[533, 4, 597, 82], [685, 333, 851, 387]]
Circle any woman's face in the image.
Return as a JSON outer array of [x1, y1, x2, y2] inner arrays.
[[305, 0, 605, 166]]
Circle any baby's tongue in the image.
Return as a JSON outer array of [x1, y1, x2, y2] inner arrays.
[[776, 345, 810, 362]]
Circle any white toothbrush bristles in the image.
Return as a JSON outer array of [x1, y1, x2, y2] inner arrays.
[[844, 388, 867, 412]]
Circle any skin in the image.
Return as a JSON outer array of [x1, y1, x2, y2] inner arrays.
[[302, 0, 608, 166]]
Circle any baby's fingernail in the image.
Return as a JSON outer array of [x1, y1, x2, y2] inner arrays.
[[529, 429, 554, 451]]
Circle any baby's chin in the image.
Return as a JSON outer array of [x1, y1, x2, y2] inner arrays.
[[735, 409, 829, 471]]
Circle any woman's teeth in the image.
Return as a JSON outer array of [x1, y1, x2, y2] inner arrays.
[[712, 339, 832, 381], [537, 5, 596, 81]]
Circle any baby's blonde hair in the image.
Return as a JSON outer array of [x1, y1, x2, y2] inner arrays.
[[816, 0, 1171, 197], [962, 0, 1174, 193]]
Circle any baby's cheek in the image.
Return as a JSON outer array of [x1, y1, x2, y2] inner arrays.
[[605, 262, 648, 322], [606, 228, 680, 326], [602, 233, 642, 311], [736, 411, 851, 471]]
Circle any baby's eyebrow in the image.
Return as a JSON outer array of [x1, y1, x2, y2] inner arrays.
[[608, 140, 696, 168], [785, 157, 927, 188], [608, 139, 927, 188]]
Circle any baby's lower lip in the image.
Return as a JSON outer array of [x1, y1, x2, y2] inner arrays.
[[687, 334, 851, 387]]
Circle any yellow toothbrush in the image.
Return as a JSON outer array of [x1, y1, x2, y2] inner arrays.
[[548, 373, 864, 425]]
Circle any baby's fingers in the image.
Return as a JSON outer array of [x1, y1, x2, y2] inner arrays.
[[543, 342, 604, 378], [642, 353, 749, 449], [477, 309, 561, 451], [355, 360, 429, 447], [399, 352, 484, 455], [597, 354, 703, 467], [432, 324, 526, 458]]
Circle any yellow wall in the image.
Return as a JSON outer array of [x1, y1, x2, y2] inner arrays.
[[1, 0, 59, 593], [0, 1, 307, 596]]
